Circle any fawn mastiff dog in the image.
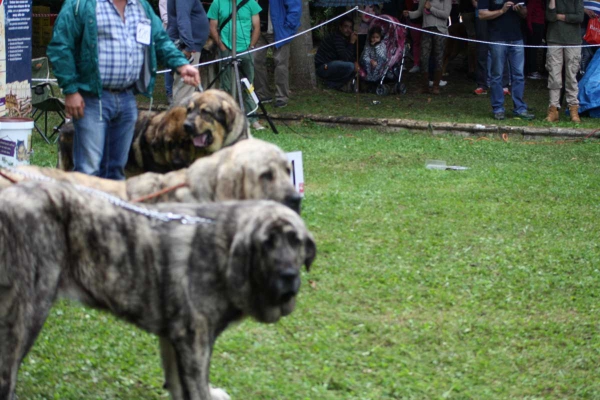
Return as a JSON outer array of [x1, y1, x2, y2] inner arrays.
[[0, 181, 316, 400], [2, 139, 302, 213], [57, 89, 251, 177]]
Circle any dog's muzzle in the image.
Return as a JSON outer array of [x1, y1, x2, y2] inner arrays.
[[273, 268, 301, 304], [284, 193, 302, 214], [184, 123, 214, 148]]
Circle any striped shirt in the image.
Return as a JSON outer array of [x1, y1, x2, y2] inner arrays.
[[584, 0, 600, 12], [96, 0, 146, 89]]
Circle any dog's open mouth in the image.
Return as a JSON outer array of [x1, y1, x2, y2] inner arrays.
[[192, 131, 214, 148]]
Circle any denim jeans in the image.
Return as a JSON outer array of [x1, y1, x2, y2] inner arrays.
[[73, 89, 137, 180], [489, 41, 527, 115], [316, 61, 355, 89]]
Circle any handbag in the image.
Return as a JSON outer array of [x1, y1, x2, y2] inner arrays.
[[583, 17, 600, 45]]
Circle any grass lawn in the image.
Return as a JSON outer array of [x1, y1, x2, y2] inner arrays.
[[16, 123, 600, 399]]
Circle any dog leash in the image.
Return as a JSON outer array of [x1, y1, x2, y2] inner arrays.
[[1, 168, 213, 225], [130, 182, 188, 203], [0, 169, 19, 184]]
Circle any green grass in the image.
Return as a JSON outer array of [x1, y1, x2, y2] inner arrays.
[[16, 125, 600, 399]]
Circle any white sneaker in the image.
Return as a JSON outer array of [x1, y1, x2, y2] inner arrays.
[[408, 65, 420, 73], [251, 121, 265, 130], [428, 80, 448, 87]]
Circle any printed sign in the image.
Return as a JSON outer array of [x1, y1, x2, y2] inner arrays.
[[1, 0, 32, 118], [285, 151, 304, 197]]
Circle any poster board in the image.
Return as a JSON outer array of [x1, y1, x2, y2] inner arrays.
[[286, 151, 304, 197], [0, 0, 32, 118]]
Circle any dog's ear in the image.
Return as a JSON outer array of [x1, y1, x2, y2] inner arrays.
[[303, 233, 317, 272], [215, 158, 245, 201], [226, 228, 254, 307]]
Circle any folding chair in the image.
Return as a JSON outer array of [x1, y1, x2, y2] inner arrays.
[[31, 57, 67, 144]]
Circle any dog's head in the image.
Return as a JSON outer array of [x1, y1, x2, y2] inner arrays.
[[181, 90, 251, 154], [226, 202, 316, 323], [143, 109, 200, 170], [188, 139, 302, 213]]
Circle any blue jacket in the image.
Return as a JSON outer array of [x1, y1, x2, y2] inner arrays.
[[47, 0, 189, 97], [167, 0, 210, 52], [269, 0, 302, 48]]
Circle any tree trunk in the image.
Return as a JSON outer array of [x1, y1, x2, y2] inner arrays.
[[290, 0, 316, 89]]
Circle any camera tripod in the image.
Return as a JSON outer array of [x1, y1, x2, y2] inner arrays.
[[205, 53, 279, 134]]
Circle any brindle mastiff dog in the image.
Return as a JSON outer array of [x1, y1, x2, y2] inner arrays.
[[57, 89, 251, 177], [0, 181, 316, 400], [2, 139, 302, 213]]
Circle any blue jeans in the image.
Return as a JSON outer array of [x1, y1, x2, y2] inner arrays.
[[73, 89, 137, 180], [316, 61, 355, 90], [165, 71, 174, 99], [489, 41, 527, 115]]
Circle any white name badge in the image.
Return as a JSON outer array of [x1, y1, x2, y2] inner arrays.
[[136, 22, 151, 45]]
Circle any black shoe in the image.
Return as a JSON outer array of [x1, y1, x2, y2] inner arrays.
[[494, 112, 505, 120], [274, 100, 287, 108]]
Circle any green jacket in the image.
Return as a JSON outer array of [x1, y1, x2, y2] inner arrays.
[[546, 0, 585, 45], [47, 0, 189, 97]]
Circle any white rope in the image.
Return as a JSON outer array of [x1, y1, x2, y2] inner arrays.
[[359, 10, 600, 48], [32, 4, 599, 86]]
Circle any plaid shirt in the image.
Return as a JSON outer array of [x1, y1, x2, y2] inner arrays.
[[96, 0, 146, 89]]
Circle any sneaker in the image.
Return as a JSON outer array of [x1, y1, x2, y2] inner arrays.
[[409, 65, 420, 73], [503, 87, 511, 96], [251, 121, 265, 130], [513, 111, 535, 120], [428, 80, 448, 87], [494, 112, 505, 120], [473, 87, 488, 95], [260, 97, 273, 104], [527, 72, 544, 80], [274, 100, 287, 108]]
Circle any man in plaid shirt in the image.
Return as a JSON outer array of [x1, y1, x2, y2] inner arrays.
[[48, 0, 199, 180]]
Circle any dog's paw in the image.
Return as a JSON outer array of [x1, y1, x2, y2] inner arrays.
[[210, 386, 231, 400]]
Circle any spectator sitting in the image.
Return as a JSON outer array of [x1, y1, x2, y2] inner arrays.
[[359, 26, 388, 90], [315, 16, 359, 92]]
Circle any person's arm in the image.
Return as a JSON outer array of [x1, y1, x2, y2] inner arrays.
[[283, 0, 302, 33], [479, 1, 514, 19], [250, 14, 261, 48], [175, 0, 195, 54], [546, 0, 557, 21], [405, 0, 424, 19], [47, 0, 86, 118], [159, 0, 168, 28], [209, 19, 227, 51], [430, 0, 452, 20], [562, 0, 584, 23]]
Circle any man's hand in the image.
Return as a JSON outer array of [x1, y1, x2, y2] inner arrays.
[[176, 64, 201, 87], [65, 93, 85, 120], [350, 32, 358, 44], [354, 62, 360, 72], [425, 1, 432, 10], [584, 8, 597, 18], [370, 59, 378, 67], [502, 1, 514, 13], [557, 13, 566, 20], [403, 9, 410, 17], [183, 50, 192, 59]]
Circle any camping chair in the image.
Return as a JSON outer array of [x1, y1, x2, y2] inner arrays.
[[31, 57, 67, 144]]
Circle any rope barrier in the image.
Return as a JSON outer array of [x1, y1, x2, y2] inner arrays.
[[359, 10, 600, 48], [30, 4, 600, 85]]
